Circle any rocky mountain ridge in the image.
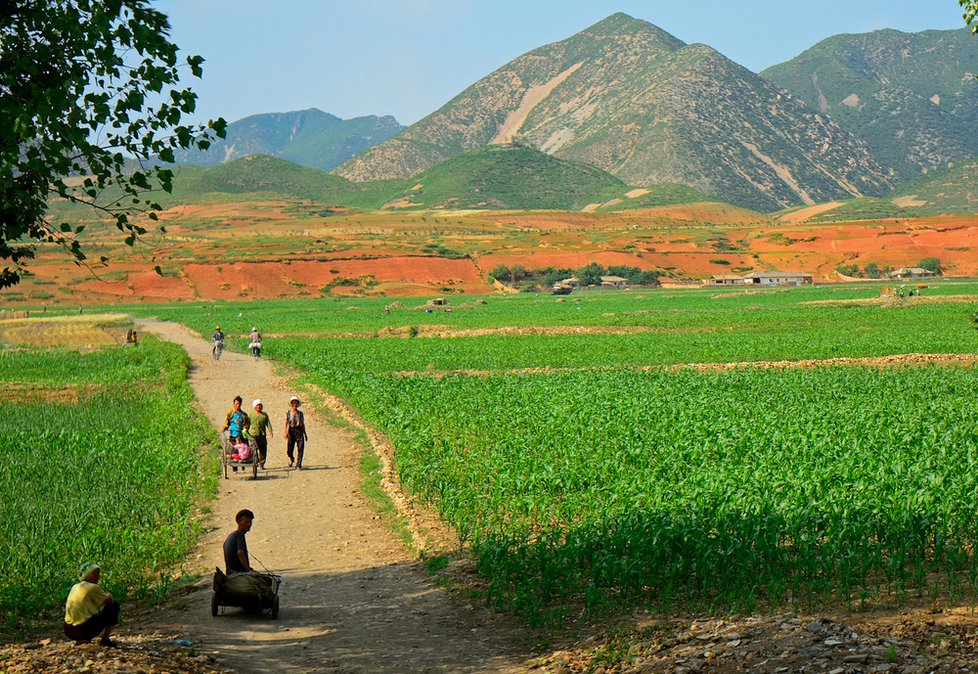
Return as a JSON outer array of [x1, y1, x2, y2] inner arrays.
[[762, 27, 978, 181], [333, 13, 895, 211]]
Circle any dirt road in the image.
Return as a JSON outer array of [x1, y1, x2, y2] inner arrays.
[[137, 320, 528, 673]]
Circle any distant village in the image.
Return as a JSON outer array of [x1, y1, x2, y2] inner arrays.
[[547, 267, 938, 294], [702, 267, 936, 287]]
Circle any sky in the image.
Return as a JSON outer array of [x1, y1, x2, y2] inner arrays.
[[155, 1, 967, 127]]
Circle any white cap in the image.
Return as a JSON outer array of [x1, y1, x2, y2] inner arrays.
[[252, 327, 257, 331], [253, 399, 262, 407]]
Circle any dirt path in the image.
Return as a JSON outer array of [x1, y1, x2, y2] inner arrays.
[[136, 319, 529, 673]]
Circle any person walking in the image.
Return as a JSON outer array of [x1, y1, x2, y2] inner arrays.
[[223, 395, 250, 446], [64, 562, 121, 647], [284, 395, 308, 470], [249, 399, 272, 469]]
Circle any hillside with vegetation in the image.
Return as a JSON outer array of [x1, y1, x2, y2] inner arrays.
[[762, 28, 978, 181], [334, 13, 894, 212], [169, 108, 403, 172], [385, 144, 627, 210]]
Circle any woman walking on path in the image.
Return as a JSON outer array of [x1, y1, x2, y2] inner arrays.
[[285, 395, 308, 470], [249, 399, 272, 469]]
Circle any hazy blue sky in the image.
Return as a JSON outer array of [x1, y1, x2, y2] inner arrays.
[[156, 1, 967, 126]]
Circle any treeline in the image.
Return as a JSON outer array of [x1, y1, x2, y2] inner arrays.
[[836, 257, 941, 279], [490, 262, 659, 291]]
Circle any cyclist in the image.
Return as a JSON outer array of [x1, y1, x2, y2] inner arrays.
[[212, 326, 225, 360], [249, 327, 262, 360]]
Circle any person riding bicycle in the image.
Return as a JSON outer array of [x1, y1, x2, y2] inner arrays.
[[249, 327, 262, 360], [212, 326, 225, 356]]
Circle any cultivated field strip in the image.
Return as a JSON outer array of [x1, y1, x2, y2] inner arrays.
[[129, 284, 978, 621], [0, 337, 216, 617]]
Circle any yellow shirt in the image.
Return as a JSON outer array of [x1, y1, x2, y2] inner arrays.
[[64, 581, 107, 625]]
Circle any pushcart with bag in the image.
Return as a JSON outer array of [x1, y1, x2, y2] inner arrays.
[[211, 568, 280, 618]]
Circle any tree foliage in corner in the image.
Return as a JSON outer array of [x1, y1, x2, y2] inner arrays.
[[963, 0, 978, 31], [0, 0, 226, 288]]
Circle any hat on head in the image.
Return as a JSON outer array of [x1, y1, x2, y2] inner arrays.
[[252, 327, 257, 331], [253, 399, 262, 408], [289, 395, 301, 406], [79, 562, 99, 581]]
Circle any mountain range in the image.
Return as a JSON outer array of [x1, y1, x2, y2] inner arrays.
[[170, 108, 403, 172], [334, 13, 897, 212], [763, 27, 978, 181], [172, 14, 978, 214]]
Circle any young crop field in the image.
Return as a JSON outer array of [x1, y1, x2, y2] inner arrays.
[[113, 284, 978, 620], [0, 332, 217, 621]]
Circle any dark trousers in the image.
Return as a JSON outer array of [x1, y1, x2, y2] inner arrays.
[[255, 435, 268, 466], [64, 599, 120, 642], [287, 428, 305, 467]]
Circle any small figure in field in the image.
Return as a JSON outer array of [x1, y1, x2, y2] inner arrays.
[[384, 305, 390, 315], [285, 396, 308, 470], [212, 325, 225, 360], [64, 562, 121, 647], [250, 399, 273, 469], [125, 328, 138, 345], [223, 395, 251, 446], [223, 509, 254, 574], [249, 326, 262, 360]]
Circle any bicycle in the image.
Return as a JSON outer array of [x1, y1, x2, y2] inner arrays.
[[212, 339, 224, 361]]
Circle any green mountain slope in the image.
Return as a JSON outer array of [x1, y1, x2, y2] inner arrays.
[[164, 148, 712, 213], [168, 155, 406, 209], [335, 12, 893, 212], [762, 28, 978, 181], [170, 108, 403, 172], [388, 144, 627, 210]]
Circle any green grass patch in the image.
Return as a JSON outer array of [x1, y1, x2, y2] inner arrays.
[[0, 337, 218, 621]]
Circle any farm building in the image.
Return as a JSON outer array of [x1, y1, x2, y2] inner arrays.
[[704, 274, 746, 286], [743, 271, 813, 286], [889, 267, 935, 279], [600, 275, 628, 288]]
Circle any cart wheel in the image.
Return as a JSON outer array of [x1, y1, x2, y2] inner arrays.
[[271, 595, 279, 619], [211, 592, 219, 617]]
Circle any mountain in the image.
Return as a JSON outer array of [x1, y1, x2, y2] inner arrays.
[[165, 147, 711, 213], [167, 155, 405, 209], [171, 108, 403, 171], [385, 144, 628, 210], [762, 28, 978, 181], [334, 13, 894, 212]]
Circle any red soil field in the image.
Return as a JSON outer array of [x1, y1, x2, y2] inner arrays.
[[4, 208, 977, 305]]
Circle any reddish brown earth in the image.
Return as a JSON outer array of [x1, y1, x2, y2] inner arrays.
[[5, 206, 978, 306]]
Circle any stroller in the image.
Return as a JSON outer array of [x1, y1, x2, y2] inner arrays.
[[221, 431, 260, 479]]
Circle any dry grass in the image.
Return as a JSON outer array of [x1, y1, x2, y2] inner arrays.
[[0, 314, 133, 348]]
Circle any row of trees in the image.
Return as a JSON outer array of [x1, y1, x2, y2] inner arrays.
[[490, 263, 660, 291], [836, 257, 942, 279]]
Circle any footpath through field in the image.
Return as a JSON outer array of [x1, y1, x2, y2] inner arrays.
[[137, 319, 527, 673]]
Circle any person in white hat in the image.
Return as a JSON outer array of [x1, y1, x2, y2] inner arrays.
[[249, 399, 272, 469], [64, 562, 120, 647], [284, 396, 308, 469]]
